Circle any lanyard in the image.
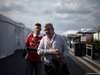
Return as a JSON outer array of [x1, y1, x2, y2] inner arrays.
[[33, 36, 40, 48], [47, 34, 56, 49]]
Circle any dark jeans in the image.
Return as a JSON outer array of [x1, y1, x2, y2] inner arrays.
[[26, 60, 42, 75]]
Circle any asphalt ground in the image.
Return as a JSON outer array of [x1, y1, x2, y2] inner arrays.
[[0, 50, 91, 75]]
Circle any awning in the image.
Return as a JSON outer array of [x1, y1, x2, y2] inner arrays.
[[77, 28, 100, 34]]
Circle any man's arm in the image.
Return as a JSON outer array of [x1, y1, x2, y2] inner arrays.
[[62, 37, 69, 58], [37, 38, 60, 55], [37, 38, 52, 55], [24, 34, 30, 51], [24, 44, 28, 50]]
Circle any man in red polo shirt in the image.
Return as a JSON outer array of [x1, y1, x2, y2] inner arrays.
[[25, 23, 43, 75]]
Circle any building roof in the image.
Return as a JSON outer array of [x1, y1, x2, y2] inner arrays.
[[77, 27, 100, 34]]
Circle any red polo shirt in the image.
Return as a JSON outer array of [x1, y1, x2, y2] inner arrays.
[[25, 34, 43, 61]]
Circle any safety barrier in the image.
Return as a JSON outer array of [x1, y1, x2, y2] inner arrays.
[[86, 44, 94, 59]]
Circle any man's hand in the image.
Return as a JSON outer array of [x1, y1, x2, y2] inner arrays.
[[24, 44, 28, 51], [24, 47, 28, 50], [52, 49, 60, 55]]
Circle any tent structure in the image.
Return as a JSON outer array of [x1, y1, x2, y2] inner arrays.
[[0, 14, 33, 59], [77, 28, 98, 34], [62, 30, 79, 36], [93, 27, 100, 41], [77, 27, 100, 41]]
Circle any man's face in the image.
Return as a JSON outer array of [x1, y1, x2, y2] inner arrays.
[[34, 26, 41, 33], [44, 26, 54, 36]]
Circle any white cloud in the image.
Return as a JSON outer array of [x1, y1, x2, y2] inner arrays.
[[62, 30, 79, 35], [0, 0, 100, 34], [53, 1, 62, 8]]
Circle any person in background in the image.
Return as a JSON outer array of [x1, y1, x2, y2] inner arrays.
[[25, 23, 43, 75], [37, 23, 69, 75]]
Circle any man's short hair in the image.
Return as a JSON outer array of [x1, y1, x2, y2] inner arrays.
[[35, 23, 41, 27], [44, 23, 53, 28]]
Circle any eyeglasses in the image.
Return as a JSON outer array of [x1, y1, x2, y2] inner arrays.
[[44, 28, 52, 31]]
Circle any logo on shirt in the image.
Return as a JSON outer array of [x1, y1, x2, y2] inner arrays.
[[31, 38, 34, 41]]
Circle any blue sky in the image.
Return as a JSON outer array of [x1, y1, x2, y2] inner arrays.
[[0, 0, 100, 34]]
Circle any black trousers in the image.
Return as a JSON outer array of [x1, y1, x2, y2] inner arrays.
[[44, 65, 61, 75], [44, 64, 70, 75]]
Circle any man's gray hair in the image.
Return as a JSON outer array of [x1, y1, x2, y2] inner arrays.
[[44, 23, 54, 28]]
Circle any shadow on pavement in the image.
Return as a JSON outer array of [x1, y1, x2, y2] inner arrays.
[[0, 50, 86, 75]]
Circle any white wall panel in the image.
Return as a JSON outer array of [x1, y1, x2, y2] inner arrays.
[[0, 14, 33, 59]]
